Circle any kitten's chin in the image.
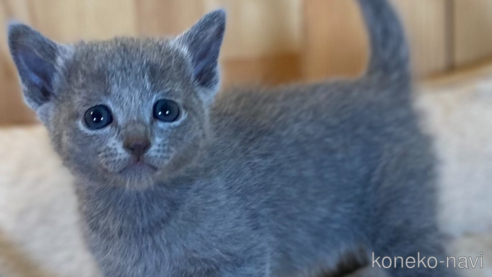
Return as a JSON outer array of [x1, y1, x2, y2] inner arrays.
[[113, 162, 159, 190], [86, 161, 160, 190]]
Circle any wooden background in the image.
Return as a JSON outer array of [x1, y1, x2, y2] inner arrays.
[[1, 0, 492, 125]]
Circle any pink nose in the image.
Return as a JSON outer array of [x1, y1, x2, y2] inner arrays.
[[124, 139, 151, 157]]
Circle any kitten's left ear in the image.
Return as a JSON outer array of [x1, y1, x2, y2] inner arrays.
[[8, 23, 67, 110], [175, 10, 226, 96]]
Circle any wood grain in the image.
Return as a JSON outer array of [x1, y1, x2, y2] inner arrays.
[[205, 0, 301, 59], [302, 0, 369, 82], [28, 0, 137, 41], [390, 0, 449, 77], [136, 0, 205, 36], [454, 0, 492, 67], [0, 0, 36, 125], [221, 54, 302, 88], [302, 0, 450, 81]]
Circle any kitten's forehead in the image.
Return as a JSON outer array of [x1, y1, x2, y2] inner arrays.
[[67, 37, 191, 90], [60, 37, 195, 120]]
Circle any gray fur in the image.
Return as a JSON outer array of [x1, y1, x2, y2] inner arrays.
[[8, 1, 454, 277]]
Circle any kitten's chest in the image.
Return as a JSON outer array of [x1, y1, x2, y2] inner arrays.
[[78, 187, 205, 276], [84, 224, 216, 277]]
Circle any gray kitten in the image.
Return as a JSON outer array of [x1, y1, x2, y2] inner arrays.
[[8, 0, 454, 276]]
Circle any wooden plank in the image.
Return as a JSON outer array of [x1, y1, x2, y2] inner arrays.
[[424, 57, 492, 87], [302, 0, 368, 82], [302, 0, 449, 81], [205, 0, 301, 60], [28, 0, 137, 42], [220, 54, 302, 88], [30, 0, 80, 41], [454, 0, 492, 67], [1, 0, 31, 23], [0, 0, 36, 125], [390, 0, 449, 77], [0, 63, 35, 125], [0, 1, 11, 125], [77, 0, 138, 40], [136, 0, 205, 36]]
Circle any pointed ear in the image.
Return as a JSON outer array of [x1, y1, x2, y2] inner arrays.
[[8, 23, 65, 110], [175, 10, 226, 94]]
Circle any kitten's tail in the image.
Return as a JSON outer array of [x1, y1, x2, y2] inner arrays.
[[357, 0, 410, 79]]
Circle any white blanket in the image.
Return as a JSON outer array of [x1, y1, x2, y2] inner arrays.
[[0, 127, 101, 277]]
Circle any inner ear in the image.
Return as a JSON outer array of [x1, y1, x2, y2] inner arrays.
[[8, 23, 63, 109], [18, 46, 57, 101], [176, 10, 226, 92]]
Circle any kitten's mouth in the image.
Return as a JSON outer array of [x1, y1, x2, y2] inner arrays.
[[119, 160, 158, 175]]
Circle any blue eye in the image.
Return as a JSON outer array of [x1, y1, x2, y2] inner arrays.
[[84, 105, 113, 130], [153, 99, 180, 122]]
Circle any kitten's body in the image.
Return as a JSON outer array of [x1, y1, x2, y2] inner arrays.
[[79, 76, 437, 276], [8, 0, 454, 276], [81, 79, 429, 276]]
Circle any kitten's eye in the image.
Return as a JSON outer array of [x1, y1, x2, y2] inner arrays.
[[84, 105, 113, 130], [153, 99, 180, 122]]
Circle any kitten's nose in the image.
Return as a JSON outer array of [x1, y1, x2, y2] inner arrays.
[[124, 138, 151, 158]]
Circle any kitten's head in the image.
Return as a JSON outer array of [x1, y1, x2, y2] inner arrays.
[[8, 10, 226, 189]]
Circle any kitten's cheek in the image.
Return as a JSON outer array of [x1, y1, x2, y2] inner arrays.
[[146, 148, 174, 169], [98, 151, 132, 173]]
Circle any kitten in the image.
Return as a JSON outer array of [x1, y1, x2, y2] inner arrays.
[[8, 0, 454, 276]]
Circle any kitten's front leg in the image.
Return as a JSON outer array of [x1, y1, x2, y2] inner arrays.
[[368, 147, 457, 277], [369, 200, 456, 277]]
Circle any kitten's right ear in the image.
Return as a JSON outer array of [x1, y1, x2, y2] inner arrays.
[[174, 10, 226, 98], [8, 23, 66, 110]]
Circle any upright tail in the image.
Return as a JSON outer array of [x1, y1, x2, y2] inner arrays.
[[357, 0, 411, 79]]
